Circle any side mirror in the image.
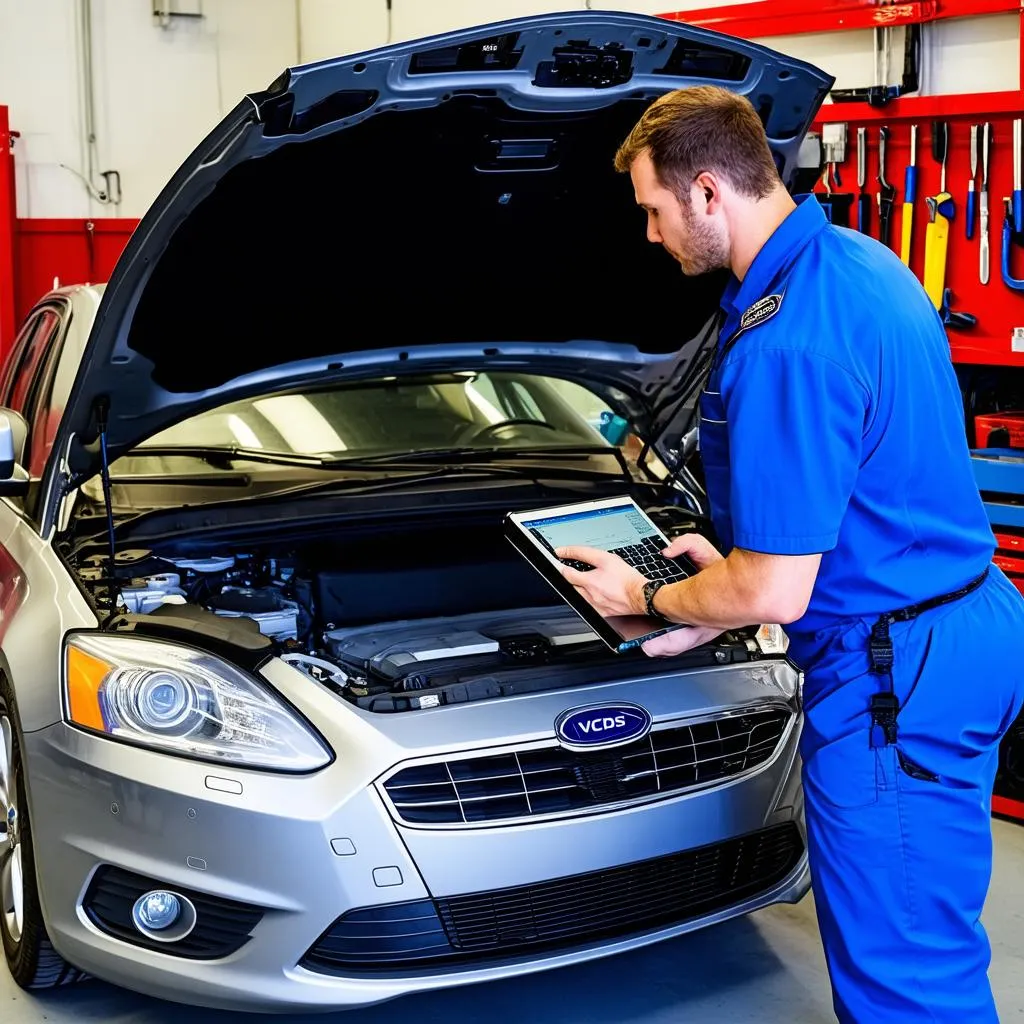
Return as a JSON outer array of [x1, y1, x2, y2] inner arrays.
[[0, 415, 29, 497]]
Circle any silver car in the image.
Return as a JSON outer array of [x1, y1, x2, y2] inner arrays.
[[0, 12, 832, 1013]]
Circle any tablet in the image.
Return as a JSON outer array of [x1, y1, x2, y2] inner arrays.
[[504, 496, 696, 653]]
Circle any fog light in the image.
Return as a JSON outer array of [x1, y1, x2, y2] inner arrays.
[[134, 891, 180, 931], [130, 889, 197, 943]]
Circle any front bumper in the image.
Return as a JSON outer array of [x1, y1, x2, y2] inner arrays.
[[21, 678, 807, 1012]]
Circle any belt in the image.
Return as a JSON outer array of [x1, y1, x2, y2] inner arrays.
[[868, 567, 990, 748]]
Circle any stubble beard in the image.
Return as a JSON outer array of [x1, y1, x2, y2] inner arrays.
[[675, 207, 729, 277]]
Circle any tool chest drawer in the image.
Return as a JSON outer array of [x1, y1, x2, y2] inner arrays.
[[970, 449, 1024, 528]]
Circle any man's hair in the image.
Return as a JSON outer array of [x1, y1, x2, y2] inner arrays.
[[614, 85, 781, 202]]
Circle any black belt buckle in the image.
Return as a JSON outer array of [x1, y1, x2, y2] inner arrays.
[[870, 692, 900, 747]]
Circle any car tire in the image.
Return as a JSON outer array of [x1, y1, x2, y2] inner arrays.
[[0, 673, 85, 989]]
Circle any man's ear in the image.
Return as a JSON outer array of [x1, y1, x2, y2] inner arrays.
[[694, 171, 723, 214]]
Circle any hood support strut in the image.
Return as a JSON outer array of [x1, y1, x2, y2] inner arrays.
[[94, 397, 120, 615]]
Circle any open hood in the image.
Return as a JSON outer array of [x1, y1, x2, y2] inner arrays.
[[53, 11, 832, 498]]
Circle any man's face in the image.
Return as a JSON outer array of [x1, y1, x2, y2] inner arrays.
[[629, 150, 728, 276]]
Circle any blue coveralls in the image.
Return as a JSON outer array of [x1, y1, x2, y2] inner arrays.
[[698, 195, 1024, 1022]]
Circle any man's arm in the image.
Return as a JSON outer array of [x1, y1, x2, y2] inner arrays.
[[556, 540, 821, 629], [649, 547, 820, 627]]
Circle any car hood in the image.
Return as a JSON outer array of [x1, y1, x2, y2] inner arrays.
[[55, 11, 831, 491]]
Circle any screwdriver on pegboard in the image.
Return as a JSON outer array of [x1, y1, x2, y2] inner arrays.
[[901, 125, 918, 265], [967, 125, 977, 240]]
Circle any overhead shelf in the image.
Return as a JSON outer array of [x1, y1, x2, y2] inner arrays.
[[659, 1, 1022, 40]]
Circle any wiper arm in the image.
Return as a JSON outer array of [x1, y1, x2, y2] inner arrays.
[[127, 444, 621, 471], [320, 445, 627, 469], [126, 445, 328, 468]]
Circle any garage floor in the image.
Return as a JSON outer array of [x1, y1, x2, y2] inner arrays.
[[4, 819, 1023, 1023]]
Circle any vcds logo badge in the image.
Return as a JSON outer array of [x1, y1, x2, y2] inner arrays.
[[555, 702, 652, 751]]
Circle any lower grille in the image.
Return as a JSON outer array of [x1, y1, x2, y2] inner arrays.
[[382, 706, 791, 825], [83, 866, 263, 959], [301, 822, 803, 974]]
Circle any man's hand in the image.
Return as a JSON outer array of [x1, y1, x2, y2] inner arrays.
[[641, 624, 722, 658], [555, 546, 646, 617], [662, 533, 724, 570]]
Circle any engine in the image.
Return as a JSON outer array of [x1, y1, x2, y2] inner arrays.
[[77, 549, 306, 643], [69, 505, 769, 713]]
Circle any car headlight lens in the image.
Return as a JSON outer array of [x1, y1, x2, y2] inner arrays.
[[63, 634, 331, 772]]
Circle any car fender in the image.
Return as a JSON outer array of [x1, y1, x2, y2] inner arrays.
[[0, 502, 97, 733]]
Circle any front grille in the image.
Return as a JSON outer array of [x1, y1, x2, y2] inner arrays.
[[301, 822, 803, 974], [83, 866, 263, 959], [383, 706, 791, 825]]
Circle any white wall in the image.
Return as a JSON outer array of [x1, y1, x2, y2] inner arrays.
[[0, 0, 299, 218], [0, 0, 1019, 219]]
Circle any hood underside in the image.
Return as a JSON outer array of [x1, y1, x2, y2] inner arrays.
[[56, 11, 832, 493]]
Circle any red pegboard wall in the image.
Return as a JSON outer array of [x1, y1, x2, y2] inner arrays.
[[813, 110, 1024, 368]]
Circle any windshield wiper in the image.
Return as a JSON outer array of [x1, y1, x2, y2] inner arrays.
[[319, 444, 625, 468], [125, 445, 328, 468], [241, 457, 631, 504], [125, 444, 626, 472]]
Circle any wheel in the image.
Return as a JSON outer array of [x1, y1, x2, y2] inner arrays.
[[0, 674, 84, 988], [457, 418, 559, 444]]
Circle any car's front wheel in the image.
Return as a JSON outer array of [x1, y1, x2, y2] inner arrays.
[[0, 675, 84, 988]]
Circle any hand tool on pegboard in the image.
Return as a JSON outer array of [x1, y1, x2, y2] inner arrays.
[[1002, 198, 1024, 293], [857, 127, 871, 234], [967, 125, 978, 241], [980, 123, 991, 285], [818, 123, 853, 227], [1014, 119, 1023, 234], [877, 127, 896, 247], [901, 124, 918, 266], [924, 122, 976, 331], [925, 122, 953, 307]]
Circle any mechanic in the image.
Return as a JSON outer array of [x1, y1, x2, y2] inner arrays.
[[556, 85, 1024, 1024]]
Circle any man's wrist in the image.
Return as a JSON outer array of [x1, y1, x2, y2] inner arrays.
[[631, 577, 651, 616], [641, 579, 669, 620]]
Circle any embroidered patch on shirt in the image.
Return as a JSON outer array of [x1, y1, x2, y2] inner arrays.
[[739, 293, 784, 332]]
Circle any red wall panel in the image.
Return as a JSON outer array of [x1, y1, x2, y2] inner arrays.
[[13, 218, 137, 328]]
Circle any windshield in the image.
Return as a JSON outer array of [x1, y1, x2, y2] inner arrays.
[[120, 372, 613, 471]]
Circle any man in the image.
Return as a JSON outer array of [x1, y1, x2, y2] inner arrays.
[[556, 85, 1024, 1023]]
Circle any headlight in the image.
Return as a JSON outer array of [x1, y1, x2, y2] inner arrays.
[[63, 634, 331, 772]]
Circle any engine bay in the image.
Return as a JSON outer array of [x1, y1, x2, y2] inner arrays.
[[71, 505, 778, 712]]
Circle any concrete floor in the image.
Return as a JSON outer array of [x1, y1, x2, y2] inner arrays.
[[4, 820, 1023, 1023]]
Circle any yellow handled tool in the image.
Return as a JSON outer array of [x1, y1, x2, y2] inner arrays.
[[924, 123, 954, 310], [900, 125, 918, 265], [923, 193, 954, 308]]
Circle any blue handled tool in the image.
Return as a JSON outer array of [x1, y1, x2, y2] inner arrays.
[[900, 125, 917, 265], [1014, 119, 1022, 233], [980, 123, 991, 284], [966, 124, 978, 240], [1003, 197, 1024, 292], [857, 127, 870, 234]]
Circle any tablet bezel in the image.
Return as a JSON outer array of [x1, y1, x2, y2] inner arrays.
[[504, 495, 692, 653]]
